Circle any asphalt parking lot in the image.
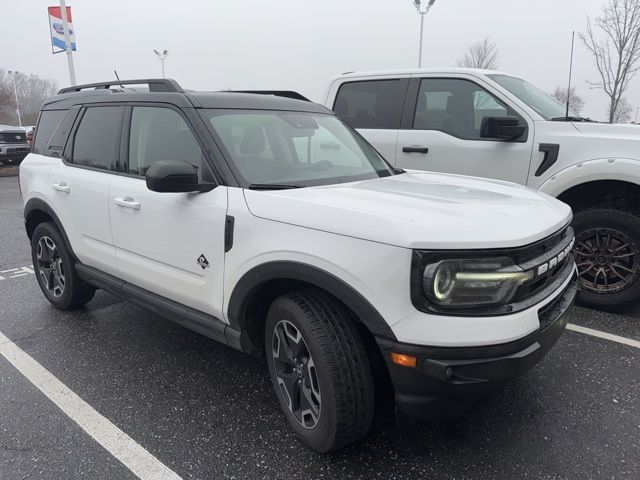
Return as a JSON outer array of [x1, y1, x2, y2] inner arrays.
[[0, 175, 638, 480]]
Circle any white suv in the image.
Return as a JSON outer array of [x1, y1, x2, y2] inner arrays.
[[21, 79, 577, 452], [325, 68, 640, 307]]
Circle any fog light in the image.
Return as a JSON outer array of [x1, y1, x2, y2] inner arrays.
[[391, 352, 417, 368]]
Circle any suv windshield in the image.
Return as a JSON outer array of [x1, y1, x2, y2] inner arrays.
[[202, 110, 394, 188], [488, 74, 567, 120]]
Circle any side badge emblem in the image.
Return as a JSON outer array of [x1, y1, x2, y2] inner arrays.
[[197, 254, 210, 270]]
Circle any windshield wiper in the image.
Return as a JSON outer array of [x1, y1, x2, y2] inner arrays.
[[550, 115, 596, 123], [247, 183, 305, 190]]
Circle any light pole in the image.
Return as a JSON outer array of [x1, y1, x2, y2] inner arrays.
[[635, 107, 639, 123], [411, 0, 436, 68], [153, 49, 169, 78], [7, 70, 22, 127]]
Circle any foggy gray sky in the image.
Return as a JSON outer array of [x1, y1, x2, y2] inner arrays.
[[6, 0, 640, 122]]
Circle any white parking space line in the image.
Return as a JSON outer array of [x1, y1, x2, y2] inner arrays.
[[0, 265, 34, 281], [567, 323, 640, 349], [0, 331, 182, 480]]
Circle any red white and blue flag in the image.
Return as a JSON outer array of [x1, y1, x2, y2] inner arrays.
[[48, 6, 77, 53]]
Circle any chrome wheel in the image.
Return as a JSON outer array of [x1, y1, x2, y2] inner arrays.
[[37, 236, 65, 297], [271, 319, 321, 429], [574, 227, 639, 294]]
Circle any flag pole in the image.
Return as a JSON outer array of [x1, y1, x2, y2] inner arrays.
[[59, 0, 76, 86]]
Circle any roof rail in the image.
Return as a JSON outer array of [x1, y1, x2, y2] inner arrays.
[[226, 90, 310, 102], [58, 78, 184, 94]]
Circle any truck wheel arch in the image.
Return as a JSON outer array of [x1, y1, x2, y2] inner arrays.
[[556, 180, 640, 215], [24, 198, 77, 260], [226, 261, 397, 352]]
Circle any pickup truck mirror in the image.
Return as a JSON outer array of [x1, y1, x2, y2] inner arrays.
[[146, 160, 215, 193], [480, 116, 526, 141]]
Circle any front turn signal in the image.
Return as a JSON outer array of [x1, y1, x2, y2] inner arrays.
[[391, 352, 417, 368]]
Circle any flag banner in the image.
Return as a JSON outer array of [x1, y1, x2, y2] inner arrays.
[[48, 6, 77, 54]]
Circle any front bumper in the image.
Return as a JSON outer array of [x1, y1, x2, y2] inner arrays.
[[0, 145, 30, 163], [377, 272, 578, 421]]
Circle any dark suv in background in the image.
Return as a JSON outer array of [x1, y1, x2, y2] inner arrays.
[[0, 125, 30, 165]]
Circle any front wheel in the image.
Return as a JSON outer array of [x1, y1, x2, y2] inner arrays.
[[572, 208, 640, 307], [265, 290, 375, 452]]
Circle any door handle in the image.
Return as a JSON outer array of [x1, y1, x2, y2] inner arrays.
[[52, 182, 70, 193], [402, 146, 429, 154], [114, 197, 141, 210]]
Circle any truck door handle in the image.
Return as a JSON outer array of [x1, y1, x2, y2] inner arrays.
[[51, 182, 70, 193], [114, 197, 141, 210], [402, 146, 429, 154]]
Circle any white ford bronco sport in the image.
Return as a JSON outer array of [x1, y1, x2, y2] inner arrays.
[[326, 68, 640, 307], [21, 79, 577, 452]]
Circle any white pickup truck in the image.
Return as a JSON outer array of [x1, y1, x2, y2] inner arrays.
[[324, 68, 640, 307]]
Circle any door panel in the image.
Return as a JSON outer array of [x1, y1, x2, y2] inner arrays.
[[396, 76, 534, 185], [109, 178, 228, 317], [47, 163, 117, 274]]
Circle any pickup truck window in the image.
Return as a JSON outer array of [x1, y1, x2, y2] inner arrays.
[[488, 74, 566, 120], [205, 110, 394, 187], [413, 78, 513, 140], [333, 80, 405, 130]]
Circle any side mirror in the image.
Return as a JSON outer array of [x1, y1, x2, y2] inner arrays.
[[480, 116, 526, 141], [146, 160, 214, 193]]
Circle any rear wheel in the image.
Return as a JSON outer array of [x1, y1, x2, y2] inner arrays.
[[31, 222, 95, 310], [572, 208, 640, 307], [265, 290, 375, 452]]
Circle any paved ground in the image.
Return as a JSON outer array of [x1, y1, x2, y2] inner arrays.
[[0, 175, 638, 480]]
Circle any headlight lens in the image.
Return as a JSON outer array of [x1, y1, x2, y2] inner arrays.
[[423, 257, 533, 307]]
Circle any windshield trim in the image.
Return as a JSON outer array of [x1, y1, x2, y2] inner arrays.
[[199, 108, 398, 189]]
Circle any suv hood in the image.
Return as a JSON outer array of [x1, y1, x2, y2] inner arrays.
[[243, 171, 572, 249]]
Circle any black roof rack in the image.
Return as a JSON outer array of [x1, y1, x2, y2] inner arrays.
[[58, 78, 184, 95], [226, 90, 310, 102]]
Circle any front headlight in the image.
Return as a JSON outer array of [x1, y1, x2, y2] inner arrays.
[[422, 257, 533, 308]]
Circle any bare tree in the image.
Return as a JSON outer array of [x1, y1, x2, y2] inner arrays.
[[0, 69, 57, 125], [580, 0, 640, 123], [611, 96, 634, 122], [552, 86, 586, 114], [457, 37, 500, 70]]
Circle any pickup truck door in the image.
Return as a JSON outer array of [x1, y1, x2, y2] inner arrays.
[[394, 75, 534, 185], [108, 105, 227, 318]]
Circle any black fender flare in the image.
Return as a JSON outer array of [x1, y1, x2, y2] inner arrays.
[[24, 198, 78, 261], [227, 261, 397, 341]]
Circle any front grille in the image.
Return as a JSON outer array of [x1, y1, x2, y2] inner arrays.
[[0, 132, 26, 144], [513, 226, 575, 303]]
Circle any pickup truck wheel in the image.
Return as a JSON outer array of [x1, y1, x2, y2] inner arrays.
[[265, 290, 375, 452], [31, 222, 95, 310], [572, 209, 640, 307]]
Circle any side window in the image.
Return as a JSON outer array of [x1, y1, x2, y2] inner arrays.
[[413, 78, 514, 140], [32, 110, 65, 154], [46, 106, 81, 157], [333, 80, 405, 130], [128, 107, 205, 178], [71, 106, 123, 170]]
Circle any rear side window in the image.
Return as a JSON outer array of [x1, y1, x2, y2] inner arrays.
[[333, 80, 406, 130], [71, 106, 123, 171], [32, 110, 65, 154]]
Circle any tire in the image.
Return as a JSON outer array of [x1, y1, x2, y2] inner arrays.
[[265, 290, 375, 452], [31, 222, 95, 310], [572, 208, 640, 308]]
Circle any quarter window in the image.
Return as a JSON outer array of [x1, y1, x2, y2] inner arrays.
[[413, 78, 515, 140], [128, 107, 204, 178], [32, 110, 65, 155], [71, 106, 123, 170], [333, 80, 405, 130]]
